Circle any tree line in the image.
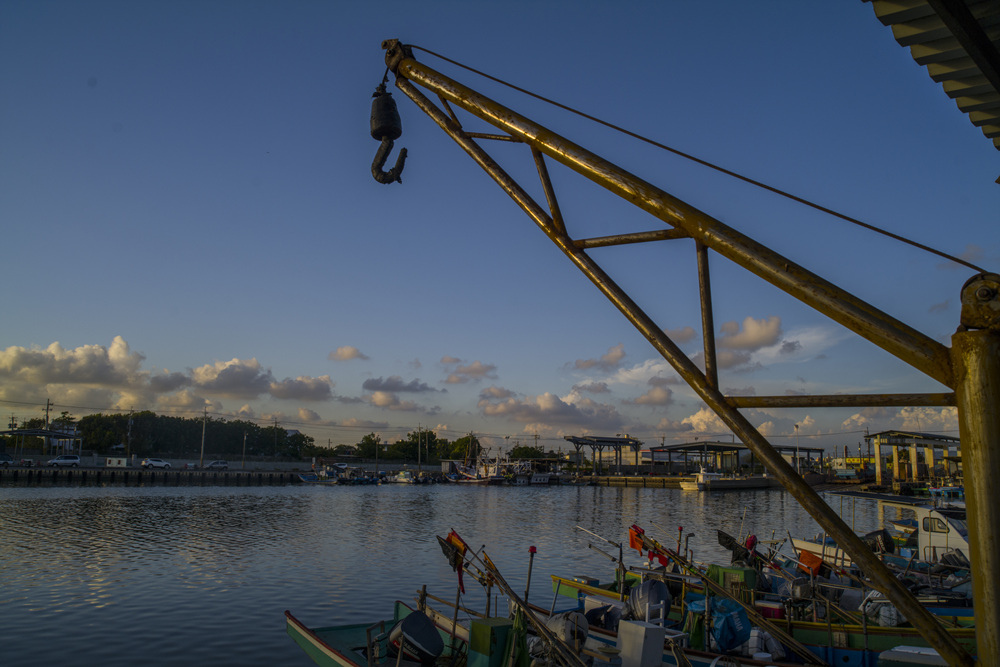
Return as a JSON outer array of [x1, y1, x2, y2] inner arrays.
[[2, 411, 549, 464]]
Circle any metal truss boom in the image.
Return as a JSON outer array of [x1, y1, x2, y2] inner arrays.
[[382, 39, 999, 665]]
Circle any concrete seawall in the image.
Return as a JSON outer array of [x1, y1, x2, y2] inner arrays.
[[0, 467, 299, 487]]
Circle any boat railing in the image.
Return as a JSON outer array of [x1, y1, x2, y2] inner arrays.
[[364, 620, 388, 667]]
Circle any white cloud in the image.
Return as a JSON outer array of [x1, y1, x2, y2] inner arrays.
[[444, 360, 497, 384], [479, 391, 623, 432], [841, 406, 958, 434], [681, 407, 728, 434], [480, 385, 515, 400], [718, 316, 782, 350], [628, 385, 674, 406], [367, 391, 420, 411], [665, 326, 697, 343], [574, 343, 626, 371], [328, 346, 369, 361], [0, 336, 145, 386]]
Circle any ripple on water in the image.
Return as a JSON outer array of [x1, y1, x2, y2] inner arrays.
[[0, 483, 883, 666]]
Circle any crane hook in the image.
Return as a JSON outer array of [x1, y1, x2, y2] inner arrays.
[[370, 81, 407, 184]]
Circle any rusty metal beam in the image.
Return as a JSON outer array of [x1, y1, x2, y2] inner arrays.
[[382, 41, 976, 665], [697, 242, 719, 390], [729, 393, 956, 408], [572, 229, 689, 249], [383, 40, 954, 390]]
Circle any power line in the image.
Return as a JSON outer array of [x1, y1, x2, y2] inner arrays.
[[410, 44, 987, 274]]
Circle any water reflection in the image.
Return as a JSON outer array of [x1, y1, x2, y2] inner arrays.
[[0, 484, 884, 666]]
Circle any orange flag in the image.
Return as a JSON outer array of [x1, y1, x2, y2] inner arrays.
[[628, 525, 645, 553]]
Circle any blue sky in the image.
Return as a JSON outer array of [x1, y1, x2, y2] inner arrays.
[[2, 1, 996, 454]]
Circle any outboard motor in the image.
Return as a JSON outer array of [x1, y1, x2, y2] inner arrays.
[[862, 528, 896, 555], [623, 579, 672, 622], [545, 611, 589, 646], [387, 611, 444, 664]]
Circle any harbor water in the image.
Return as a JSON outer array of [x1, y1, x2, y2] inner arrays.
[[0, 482, 887, 666]]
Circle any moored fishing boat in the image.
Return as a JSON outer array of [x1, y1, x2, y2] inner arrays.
[[679, 467, 721, 491], [790, 503, 970, 574], [551, 524, 977, 666], [392, 470, 417, 484], [286, 601, 457, 667], [298, 466, 342, 485]]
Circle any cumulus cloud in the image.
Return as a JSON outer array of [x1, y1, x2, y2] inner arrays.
[[191, 358, 274, 398], [841, 406, 958, 434], [156, 389, 213, 410], [479, 392, 623, 432], [480, 386, 515, 400], [440, 355, 462, 364], [362, 376, 437, 393], [329, 346, 369, 361], [0, 336, 145, 386], [444, 360, 497, 384], [150, 371, 191, 393], [269, 375, 333, 401], [627, 385, 673, 406], [367, 391, 420, 411], [574, 343, 626, 371], [297, 408, 323, 422], [681, 407, 729, 434], [718, 317, 782, 350], [666, 326, 697, 343]]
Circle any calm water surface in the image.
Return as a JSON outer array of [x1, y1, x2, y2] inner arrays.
[[0, 483, 886, 666]]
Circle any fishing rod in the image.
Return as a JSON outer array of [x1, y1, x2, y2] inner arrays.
[[445, 531, 587, 667], [630, 525, 827, 666], [575, 525, 626, 601]]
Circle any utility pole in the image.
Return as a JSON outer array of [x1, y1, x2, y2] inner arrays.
[[126, 409, 133, 459], [242, 431, 247, 470], [199, 407, 207, 468], [794, 423, 800, 475]]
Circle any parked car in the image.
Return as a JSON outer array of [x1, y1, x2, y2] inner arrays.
[[204, 460, 229, 471], [141, 458, 171, 469], [0, 453, 13, 467], [47, 454, 81, 468]]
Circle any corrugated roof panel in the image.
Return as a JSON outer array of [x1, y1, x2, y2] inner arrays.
[[867, 0, 1000, 151]]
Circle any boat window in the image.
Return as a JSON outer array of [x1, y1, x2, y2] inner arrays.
[[923, 517, 950, 533]]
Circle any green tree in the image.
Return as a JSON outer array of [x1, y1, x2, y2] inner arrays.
[[51, 411, 76, 430], [356, 433, 381, 458], [442, 434, 480, 462], [510, 444, 544, 459]]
